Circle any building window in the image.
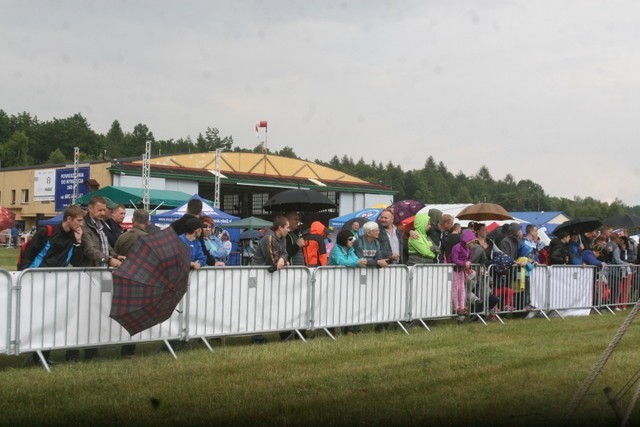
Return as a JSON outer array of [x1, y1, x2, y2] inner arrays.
[[223, 194, 240, 215], [252, 193, 269, 215], [21, 189, 29, 204], [11, 190, 16, 205]]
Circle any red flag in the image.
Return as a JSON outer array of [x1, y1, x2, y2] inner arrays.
[[255, 120, 267, 137]]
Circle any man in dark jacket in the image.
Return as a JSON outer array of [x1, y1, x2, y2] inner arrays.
[[549, 230, 571, 265], [103, 200, 125, 247], [23, 204, 86, 366], [499, 223, 522, 260], [171, 198, 203, 235], [20, 204, 85, 270]]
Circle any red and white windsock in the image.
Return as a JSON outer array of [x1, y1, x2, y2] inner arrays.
[[255, 120, 268, 138]]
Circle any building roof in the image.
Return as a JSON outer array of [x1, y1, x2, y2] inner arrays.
[[112, 152, 393, 194], [509, 211, 568, 226]]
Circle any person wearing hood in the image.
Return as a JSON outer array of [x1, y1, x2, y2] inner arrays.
[[302, 221, 329, 267], [450, 229, 478, 321], [499, 223, 522, 260], [407, 213, 438, 265]]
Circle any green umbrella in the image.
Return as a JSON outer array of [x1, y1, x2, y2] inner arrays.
[[223, 216, 272, 230]]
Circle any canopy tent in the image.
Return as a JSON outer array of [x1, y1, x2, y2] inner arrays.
[[75, 186, 210, 209], [150, 194, 239, 225], [328, 208, 384, 230], [39, 213, 64, 225]]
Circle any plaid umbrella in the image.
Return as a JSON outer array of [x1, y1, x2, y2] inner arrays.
[[110, 227, 191, 335], [389, 200, 426, 223]]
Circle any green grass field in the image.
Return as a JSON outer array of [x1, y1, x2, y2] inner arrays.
[[0, 247, 17, 270], [1, 312, 638, 426]]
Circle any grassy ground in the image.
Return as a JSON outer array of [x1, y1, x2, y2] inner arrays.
[[0, 247, 17, 270], [1, 313, 638, 426]]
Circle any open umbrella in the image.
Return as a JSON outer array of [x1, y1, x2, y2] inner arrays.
[[239, 229, 264, 240], [342, 217, 371, 233], [110, 227, 191, 335], [553, 217, 602, 237], [603, 213, 640, 228], [263, 189, 336, 212], [456, 203, 513, 221], [388, 200, 425, 223], [223, 216, 273, 230], [0, 207, 16, 231]]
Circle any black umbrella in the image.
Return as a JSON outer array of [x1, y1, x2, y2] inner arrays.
[[553, 217, 602, 237], [603, 213, 640, 228], [263, 189, 336, 212]]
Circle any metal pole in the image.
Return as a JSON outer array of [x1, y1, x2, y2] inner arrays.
[[142, 140, 151, 211]]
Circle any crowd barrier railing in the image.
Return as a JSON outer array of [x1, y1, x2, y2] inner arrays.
[[186, 266, 311, 345], [0, 269, 12, 355], [310, 265, 410, 338], [408, 264, 453, 329], [5, 262, 634, 370], [14, 268, 184, 367]]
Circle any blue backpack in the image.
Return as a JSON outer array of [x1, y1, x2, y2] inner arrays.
[[491, 252, 515, 275], [17, 226, 73, 270]]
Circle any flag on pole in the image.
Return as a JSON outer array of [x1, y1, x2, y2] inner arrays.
[[255, 120, 267, 138]]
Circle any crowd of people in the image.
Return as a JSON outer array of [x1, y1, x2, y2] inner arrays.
[[20, 199, 639, 360]]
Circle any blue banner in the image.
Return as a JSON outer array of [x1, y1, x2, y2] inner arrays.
[[55, 167, 90, 211]]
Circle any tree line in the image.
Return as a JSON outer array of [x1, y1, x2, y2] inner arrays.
[[1, 109, 637, 220]]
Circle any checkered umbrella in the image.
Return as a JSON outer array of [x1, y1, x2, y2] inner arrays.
[[110, 227, 191, 335]]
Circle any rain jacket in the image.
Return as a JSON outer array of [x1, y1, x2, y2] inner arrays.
[[251, 229, 287, 267], [328, 244, 361, 267], [302, 221, 328, 267], [407, 213, 437, 260], [450, 229, 477, 267]]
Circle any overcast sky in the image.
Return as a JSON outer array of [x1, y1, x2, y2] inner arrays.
[[2, 1, 639, 206]]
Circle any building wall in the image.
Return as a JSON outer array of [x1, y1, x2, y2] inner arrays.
[[338, 193, 393, 216], [0, 162, 112, 228]]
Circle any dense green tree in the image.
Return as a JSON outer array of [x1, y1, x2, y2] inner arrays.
[[0, 131, 33, 167], [195, 127, 233, 152], [46, 148, 67, 164]]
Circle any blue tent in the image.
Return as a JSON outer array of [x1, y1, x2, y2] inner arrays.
[[329, 208, 383, 229], [39, 213, 64, 225], [151, 194, 239, 225]]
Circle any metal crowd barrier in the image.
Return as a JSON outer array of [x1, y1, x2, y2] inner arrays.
[[599, 264, 640, 314], [186, 266, 311, 345], [409, 264, 453, 329], [4, 262, 635, 371], [310, 265, 410, 338], [14, 268, 184, 360], [0, 269, 12, 354]]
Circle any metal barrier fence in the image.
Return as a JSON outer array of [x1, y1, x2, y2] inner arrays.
[[597, 264, 640, 313], [0, 269, 12, 354], [3, 263, 637, 368], [186, 266, 311, 341], [409, 264, 452, 328], [14, 268, 184, 357], [311, 265, 409, 336]]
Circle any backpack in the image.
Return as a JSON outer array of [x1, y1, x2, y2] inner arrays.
[[17, 225, 56, 270], [490, 252, 515, 276]]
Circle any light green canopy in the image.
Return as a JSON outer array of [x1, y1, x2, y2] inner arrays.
[[75, 186, 211, 209], [223, 216, 273, 230]]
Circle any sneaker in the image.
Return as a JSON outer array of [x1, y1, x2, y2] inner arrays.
[[524, 304, 537, 311], [614, 307, 622, 312], [504, 305, 516, 312]]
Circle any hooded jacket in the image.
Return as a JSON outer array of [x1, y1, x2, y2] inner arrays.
[[302, 221, 328, 267], [407, 213, 437, 260], [450, 229, 477, 267]]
